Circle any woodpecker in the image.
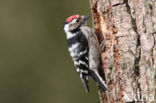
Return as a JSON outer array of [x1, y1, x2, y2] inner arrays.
[[64, 14, 107, 92]]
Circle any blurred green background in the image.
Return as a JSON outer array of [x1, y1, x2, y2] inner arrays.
[[0, 0, 100, 103]]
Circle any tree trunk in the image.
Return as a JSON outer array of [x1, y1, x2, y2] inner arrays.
[[89, 0, 156, 103]]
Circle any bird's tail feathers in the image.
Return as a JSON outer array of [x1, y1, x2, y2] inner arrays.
[[81, 78, 89, 93], [89, 69, 107, 91]]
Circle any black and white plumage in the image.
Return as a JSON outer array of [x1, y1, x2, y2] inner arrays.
[[64, 14, 107, 92]]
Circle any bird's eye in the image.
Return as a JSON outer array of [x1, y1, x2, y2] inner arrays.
[[76, 19, 79, 22]]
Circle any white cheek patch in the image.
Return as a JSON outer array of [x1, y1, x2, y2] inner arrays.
[[64, 19, 78, 39], [64, 24, 77, 39], [64, 23, 70, 33]]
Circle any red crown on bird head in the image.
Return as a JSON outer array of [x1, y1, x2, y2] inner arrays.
[[65, 15, 78, 23]]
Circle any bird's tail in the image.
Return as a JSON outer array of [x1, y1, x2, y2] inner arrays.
[[89, 69, 107, 91], [81, 78, 89, 93]]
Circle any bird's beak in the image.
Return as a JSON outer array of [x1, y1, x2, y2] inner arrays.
[[81, 14, 92, 24]]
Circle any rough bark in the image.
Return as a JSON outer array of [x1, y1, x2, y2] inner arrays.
[[89, 0, 156, 103]]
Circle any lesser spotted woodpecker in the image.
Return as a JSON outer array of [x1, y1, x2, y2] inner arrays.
[[64, 14, 107, 92]]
